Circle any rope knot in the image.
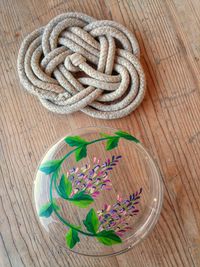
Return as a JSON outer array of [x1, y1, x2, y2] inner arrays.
[[64, 53, 86, 72], [17, 12, 146, 119], [70, 53, 86, 67]]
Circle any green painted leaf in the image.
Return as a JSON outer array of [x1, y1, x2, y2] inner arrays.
[[65, 228, 80, 249], [97, 230, 122, 246], [115, 131, 140, 143], [39, 159, 61, 174], [70, 191, 94, 208], [83, 208, 99, 234], [75, 145, 87, 162], [39, 202, 53, 217], [64, 136, 88, 147], [71, 191, 92, 200], [39, 200, 60, 217], [105, 137, 119, 151], [58, 174, 72, 198]]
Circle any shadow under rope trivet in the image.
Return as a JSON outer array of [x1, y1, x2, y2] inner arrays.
[[17, 12, 146, 120]]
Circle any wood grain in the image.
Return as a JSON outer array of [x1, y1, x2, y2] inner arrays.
[[0, 0, 200, 266]]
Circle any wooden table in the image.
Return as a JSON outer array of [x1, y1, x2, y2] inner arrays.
[[1, 0, 200, 266]]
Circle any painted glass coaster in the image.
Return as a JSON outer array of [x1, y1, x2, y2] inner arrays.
[[34, 127, 163, 256]]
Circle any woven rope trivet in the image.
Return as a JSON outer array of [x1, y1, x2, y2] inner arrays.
[[17, 12, 146, 119]]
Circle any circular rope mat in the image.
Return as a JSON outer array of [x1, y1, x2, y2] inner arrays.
[[17, 12, 146, 119]]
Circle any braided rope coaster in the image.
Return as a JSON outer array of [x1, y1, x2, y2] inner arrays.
[[17, 12, 146, 119]]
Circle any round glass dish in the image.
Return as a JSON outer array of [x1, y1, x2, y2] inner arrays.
[[34, 126, 163, 257]]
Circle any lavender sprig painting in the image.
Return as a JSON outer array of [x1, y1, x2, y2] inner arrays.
[[66, 155, 122, 198], [97, 188, 143, 237]]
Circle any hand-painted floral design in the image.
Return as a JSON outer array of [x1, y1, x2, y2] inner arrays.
[[67, 155, 122, 198], [97, 188, 142, 237], [38, 131, 141, 249]]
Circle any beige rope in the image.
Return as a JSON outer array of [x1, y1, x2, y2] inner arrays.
[[17, 12, 146, 119]]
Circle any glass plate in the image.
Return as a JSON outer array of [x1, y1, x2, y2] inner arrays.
[[34, 126, 163, 257]]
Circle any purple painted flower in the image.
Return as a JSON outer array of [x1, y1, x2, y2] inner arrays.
[[66, 155, 122, 198], [97, 188, 142, 236]]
